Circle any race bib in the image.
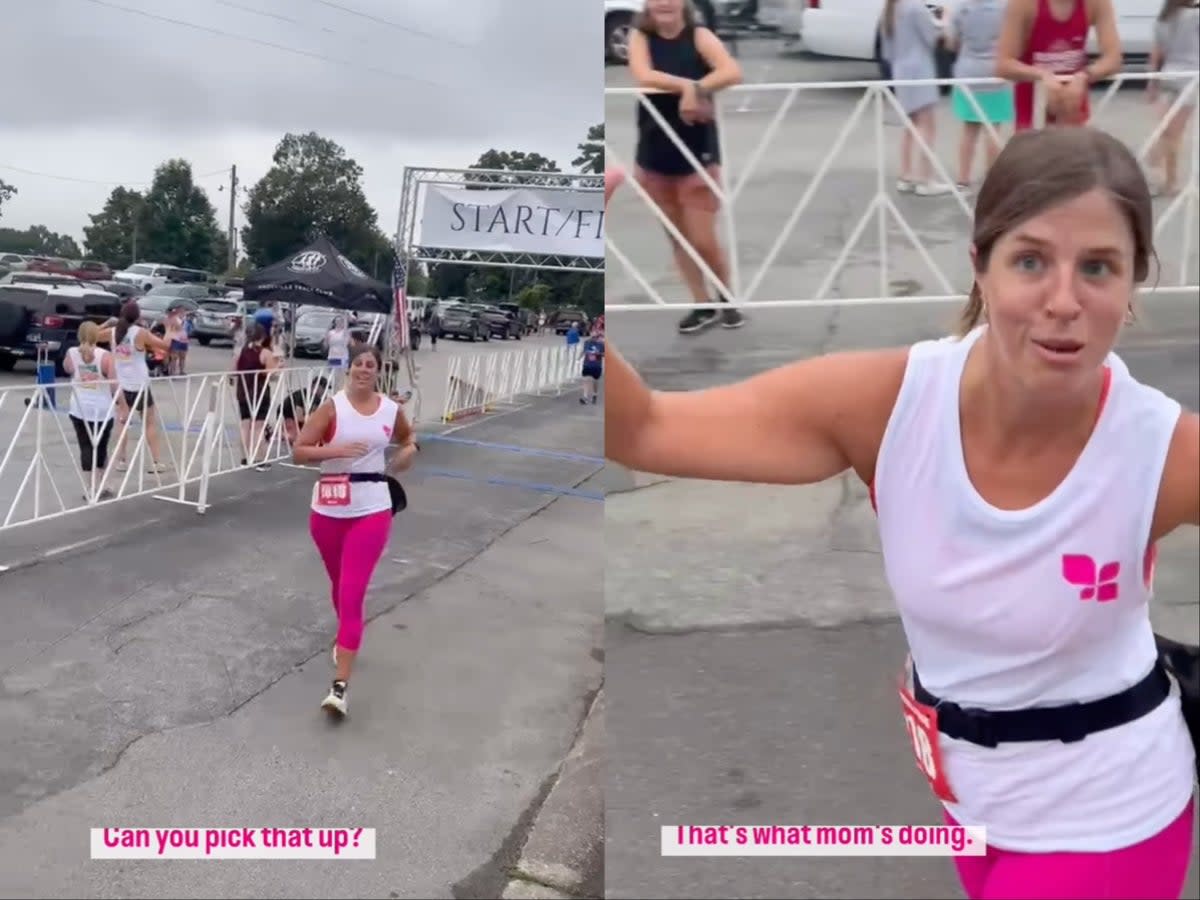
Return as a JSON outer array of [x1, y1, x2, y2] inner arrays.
[[316, 474, 351, 507], [898, 669, 957, 803]]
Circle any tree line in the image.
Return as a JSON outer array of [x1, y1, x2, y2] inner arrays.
[[0, 123, 604, 316]]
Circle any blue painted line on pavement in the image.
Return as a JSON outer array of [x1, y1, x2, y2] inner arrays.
[[420, 468, 603, 501], [418, 433, 604, 464]]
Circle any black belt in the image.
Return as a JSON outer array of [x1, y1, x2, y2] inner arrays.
[[912, 664, 1171, 748], [333, 472, 407, 514]]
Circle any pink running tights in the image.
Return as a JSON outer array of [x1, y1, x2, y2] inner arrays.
[[946, 797, 1195, 899], [309, 509, 391, 653]]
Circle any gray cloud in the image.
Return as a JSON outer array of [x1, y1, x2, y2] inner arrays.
[[0, 0, 602, 245]]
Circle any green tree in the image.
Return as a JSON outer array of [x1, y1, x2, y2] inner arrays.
[[572, 123, 604, 174], [0, 225, 81, 258], [241, 132, 383, 275], [0, 179, 15, 220], [516, 282, 552, 311], [82, 186, 146, 270], [132, 160, 227, 270], [469, 149, 560, 183]]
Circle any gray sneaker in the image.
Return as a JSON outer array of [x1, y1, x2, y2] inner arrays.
[[678, 307, 719, 335]]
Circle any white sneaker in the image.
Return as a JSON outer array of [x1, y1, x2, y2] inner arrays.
[[896, 179, 916, 193], [915, 182, 953, 197], [321, 680, 347, 718]]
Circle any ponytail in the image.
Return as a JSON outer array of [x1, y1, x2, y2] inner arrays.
[[957, 283, 985, 336]]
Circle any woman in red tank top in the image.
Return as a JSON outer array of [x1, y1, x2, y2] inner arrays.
[[996, 0, 1123, 130]]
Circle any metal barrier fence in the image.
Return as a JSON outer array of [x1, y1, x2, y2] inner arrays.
[[0, 365, 341, 534], [442, 344, 584, 422], [604, 71, 1200, 312]]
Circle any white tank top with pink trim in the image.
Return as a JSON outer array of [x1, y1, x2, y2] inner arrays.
[[874, 325, 1195, 852], [310, 390, 398, 518]]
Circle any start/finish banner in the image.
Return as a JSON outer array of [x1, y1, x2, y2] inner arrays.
[[418, 186, 604, 259]]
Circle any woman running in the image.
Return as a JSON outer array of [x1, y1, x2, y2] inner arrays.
[[111, 300, 170, 474], [1146, 0, 1200, 197], [64, 321, 117, 502], [628, 0, 745, 335], [293, 345, 418, 718], [604, 129, 1198, 898], [580, 326, 606, 406], [234, 322, 278, 471], [996, 0, 1122, 131]]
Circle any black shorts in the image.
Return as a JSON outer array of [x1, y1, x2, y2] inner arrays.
[[238, 391, 271, 422], [582, 364, 602, 380], [122, 388, 154, 412]]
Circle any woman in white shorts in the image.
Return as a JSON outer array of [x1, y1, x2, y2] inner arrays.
[[605, 128, 1198, 898]]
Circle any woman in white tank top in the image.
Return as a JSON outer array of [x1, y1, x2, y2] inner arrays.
[[293, 344, 419, 719], [325, 317, 350, 369], [109, 301, 172, 474], [65, 321, 118, 502], [603, 131, 1198, 897]]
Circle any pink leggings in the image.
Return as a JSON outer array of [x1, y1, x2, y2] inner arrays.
[[309, 510, 391, 652], [946, 797, 1195, 899]]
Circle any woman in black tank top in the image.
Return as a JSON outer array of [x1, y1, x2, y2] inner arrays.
[[626, 0, 746, 335]]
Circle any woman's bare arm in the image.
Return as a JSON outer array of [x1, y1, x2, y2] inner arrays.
[[693, 27, 743, 92], [995, 0, 1043, 81], [1083, 0, 1123, 82], [604, 344, 908, 486], [1153, 413, 1200, 539]]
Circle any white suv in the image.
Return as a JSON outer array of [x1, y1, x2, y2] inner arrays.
[[113, 262, 173, 293]]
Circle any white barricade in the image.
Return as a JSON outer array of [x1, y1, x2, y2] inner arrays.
[[0, 365, 342, 534], [604, 71, 1200, 312], [442, 344, 584, 423]]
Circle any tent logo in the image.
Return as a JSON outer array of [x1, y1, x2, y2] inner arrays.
[[338, 255, 366, 278], [288, 251, 327, 273]]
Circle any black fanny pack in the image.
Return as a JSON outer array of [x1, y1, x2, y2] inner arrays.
[[345, 472, 407, 515], [913, 660, 1172, 749], [1155, 632, 1200, 777]]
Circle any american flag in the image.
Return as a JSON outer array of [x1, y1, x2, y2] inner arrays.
[[391, 253, 410, 352]]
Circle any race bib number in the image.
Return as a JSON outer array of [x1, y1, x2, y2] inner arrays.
[[898, 677, 958, 803], [316, 475, 351, 507]]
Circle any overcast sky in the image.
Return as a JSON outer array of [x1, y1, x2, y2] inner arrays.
[[0, 0, 601, 254]]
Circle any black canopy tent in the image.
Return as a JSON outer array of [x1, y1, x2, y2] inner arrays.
[[242, 236, 392, 314]]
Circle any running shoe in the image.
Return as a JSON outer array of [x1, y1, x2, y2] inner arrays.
[[678, 307, 718, 335], [321, 680, 347, 718], [720, 302, 745, 329]]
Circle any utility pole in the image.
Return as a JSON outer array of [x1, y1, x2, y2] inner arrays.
[[226, 164, 238, 273]]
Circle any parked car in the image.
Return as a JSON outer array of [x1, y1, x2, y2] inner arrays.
[[439, 303, 490, 342], [478, 305, 523, 340], [67, 260, 114, 282], [550, 308, 590, 335], [93, 280, 143, 301], [293, 309, 343, 358], [192, 297, 252, 346], [113, 262, 175, 293], [802, 0, 1159, 77], [0, 253, 30, 272], [137, 293, 201, 329], [756, 0, 806, 40], [0, 283, 123, 375], [0, 271, 81, 288]]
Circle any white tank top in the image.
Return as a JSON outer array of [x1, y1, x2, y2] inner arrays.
[[67, 346, 113, 422], [327, 328, 349, 363], [112, 325, 150, 391], [874, 326, 1195, 852], [310, 390, 398, 518]]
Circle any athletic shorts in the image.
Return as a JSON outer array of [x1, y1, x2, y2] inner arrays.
[[582, 364, 602, 380], [122, 388, 154, 412]]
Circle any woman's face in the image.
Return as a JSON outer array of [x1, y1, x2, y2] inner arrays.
[[348, 351, 378, 391], [647, 0, 685, 26], [974, 187, 1134, 395]]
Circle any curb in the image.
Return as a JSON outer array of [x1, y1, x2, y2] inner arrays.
[[501, 688, 605, 900]]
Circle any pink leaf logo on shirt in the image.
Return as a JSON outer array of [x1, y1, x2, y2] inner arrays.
[[382, 425, 392, 437], [1062, 555, 1121, 602]]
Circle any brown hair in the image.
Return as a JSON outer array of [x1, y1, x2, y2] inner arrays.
[[349, 343, 382, 368], [114, 300, 140, 346], [635, 0, 697, 33], [958, 127, 1156, 335]]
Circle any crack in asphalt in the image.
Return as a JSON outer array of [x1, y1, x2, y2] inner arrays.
[[608, 609, 901, 638]]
